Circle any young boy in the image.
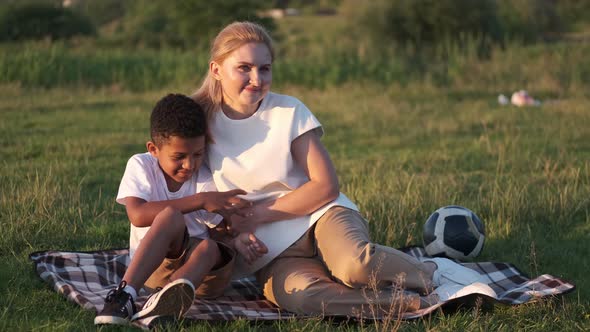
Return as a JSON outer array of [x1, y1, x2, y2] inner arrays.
[[94, 93, 267, 326]]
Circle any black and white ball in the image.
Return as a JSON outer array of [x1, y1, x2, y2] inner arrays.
[[423, 205, 485, 260]]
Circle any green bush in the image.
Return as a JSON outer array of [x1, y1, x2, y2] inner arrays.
[[496, 0, 563, 42], [344, 0, 502, 49], [0, 2, 96, 42], [66, 0, 126, 26], [554, 0, 590, 30], [342, 0, 564, 52], [121, 0, 275, 49]]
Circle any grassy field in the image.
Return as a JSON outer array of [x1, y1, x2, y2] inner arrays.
[[1, 14, 590, 331], [1, 79, 588, 330]]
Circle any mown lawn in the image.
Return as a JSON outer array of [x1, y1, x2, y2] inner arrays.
[[0, 79, 588, 330]]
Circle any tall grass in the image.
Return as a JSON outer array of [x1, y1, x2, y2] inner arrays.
[[2, 39, 590, 94], [0, 43, 207, 90]]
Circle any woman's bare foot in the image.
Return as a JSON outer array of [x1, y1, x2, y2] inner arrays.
[[232, 233, 268, 264]]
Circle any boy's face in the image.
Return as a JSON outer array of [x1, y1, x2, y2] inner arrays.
[[147, 135, 206, 191]]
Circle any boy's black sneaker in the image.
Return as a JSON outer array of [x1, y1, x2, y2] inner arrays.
[[94, 281, 136, 325]]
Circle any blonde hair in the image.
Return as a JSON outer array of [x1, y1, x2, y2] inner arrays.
[[193, 21, 275, 118]]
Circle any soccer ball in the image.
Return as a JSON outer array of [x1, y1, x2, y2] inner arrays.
[[423, 205, 485, 260]]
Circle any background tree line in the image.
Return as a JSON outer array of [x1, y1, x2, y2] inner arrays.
[[1, 0, 589, 51]]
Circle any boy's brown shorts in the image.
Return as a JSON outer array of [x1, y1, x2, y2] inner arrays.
[[144, 233, 235, 299]]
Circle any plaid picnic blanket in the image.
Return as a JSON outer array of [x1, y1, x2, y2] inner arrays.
[[30, 246, 575, 328]]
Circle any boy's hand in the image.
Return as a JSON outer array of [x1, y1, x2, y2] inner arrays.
[[198, 189, 251, 216]]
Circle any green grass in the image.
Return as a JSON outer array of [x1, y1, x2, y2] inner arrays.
[[0, 79, 588, 330], [1, 13, 589, 331]]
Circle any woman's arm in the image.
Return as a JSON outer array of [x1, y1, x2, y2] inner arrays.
[[124, 189, 248, 227], [230, 130, 340, 232]]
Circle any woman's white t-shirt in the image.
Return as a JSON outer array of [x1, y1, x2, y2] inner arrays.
[[116, 152, 223, 259], [208, 92, 358, 277]]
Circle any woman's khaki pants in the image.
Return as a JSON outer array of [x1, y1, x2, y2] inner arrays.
[[256, 207, 432, 317]]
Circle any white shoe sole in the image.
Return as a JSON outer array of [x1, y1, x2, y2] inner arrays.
[[94, 315, 130, 326], [422, 257, 484, 286], [434, 282, 497, 302], [131, 278, 195, 321]]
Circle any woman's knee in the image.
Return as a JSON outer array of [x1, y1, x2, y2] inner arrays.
[[333, 242, 380, 288], [260, 259, 331, 314], [282, 275, 325, 313]]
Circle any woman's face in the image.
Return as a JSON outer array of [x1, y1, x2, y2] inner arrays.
[[212, 42, 272, 115]]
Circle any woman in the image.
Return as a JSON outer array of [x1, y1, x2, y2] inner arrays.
[[193, 21, 496, 316]]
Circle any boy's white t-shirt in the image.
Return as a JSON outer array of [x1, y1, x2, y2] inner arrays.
[[116, 152, 223, 259], [208, 92, 358, 277]]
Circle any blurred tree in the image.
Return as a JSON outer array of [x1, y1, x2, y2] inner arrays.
[[554, 0, 590, 29], [0, 1, 95, 42], [343, 0, 501, 49], [496, 0, 563, 42], [65, 0, 126, 26], [341, 0, 564, 53], [121, 0, 275, 49]]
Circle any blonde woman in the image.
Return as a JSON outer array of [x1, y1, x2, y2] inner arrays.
[[193, 21, 496, 316]]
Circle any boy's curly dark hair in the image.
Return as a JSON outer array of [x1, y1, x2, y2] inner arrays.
[[150, 93, 208, 146]]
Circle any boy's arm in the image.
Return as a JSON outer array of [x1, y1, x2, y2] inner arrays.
[[124, 190, 249, 227]]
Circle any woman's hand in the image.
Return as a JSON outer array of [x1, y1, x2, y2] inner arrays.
[[197, 189, 251, 218]]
